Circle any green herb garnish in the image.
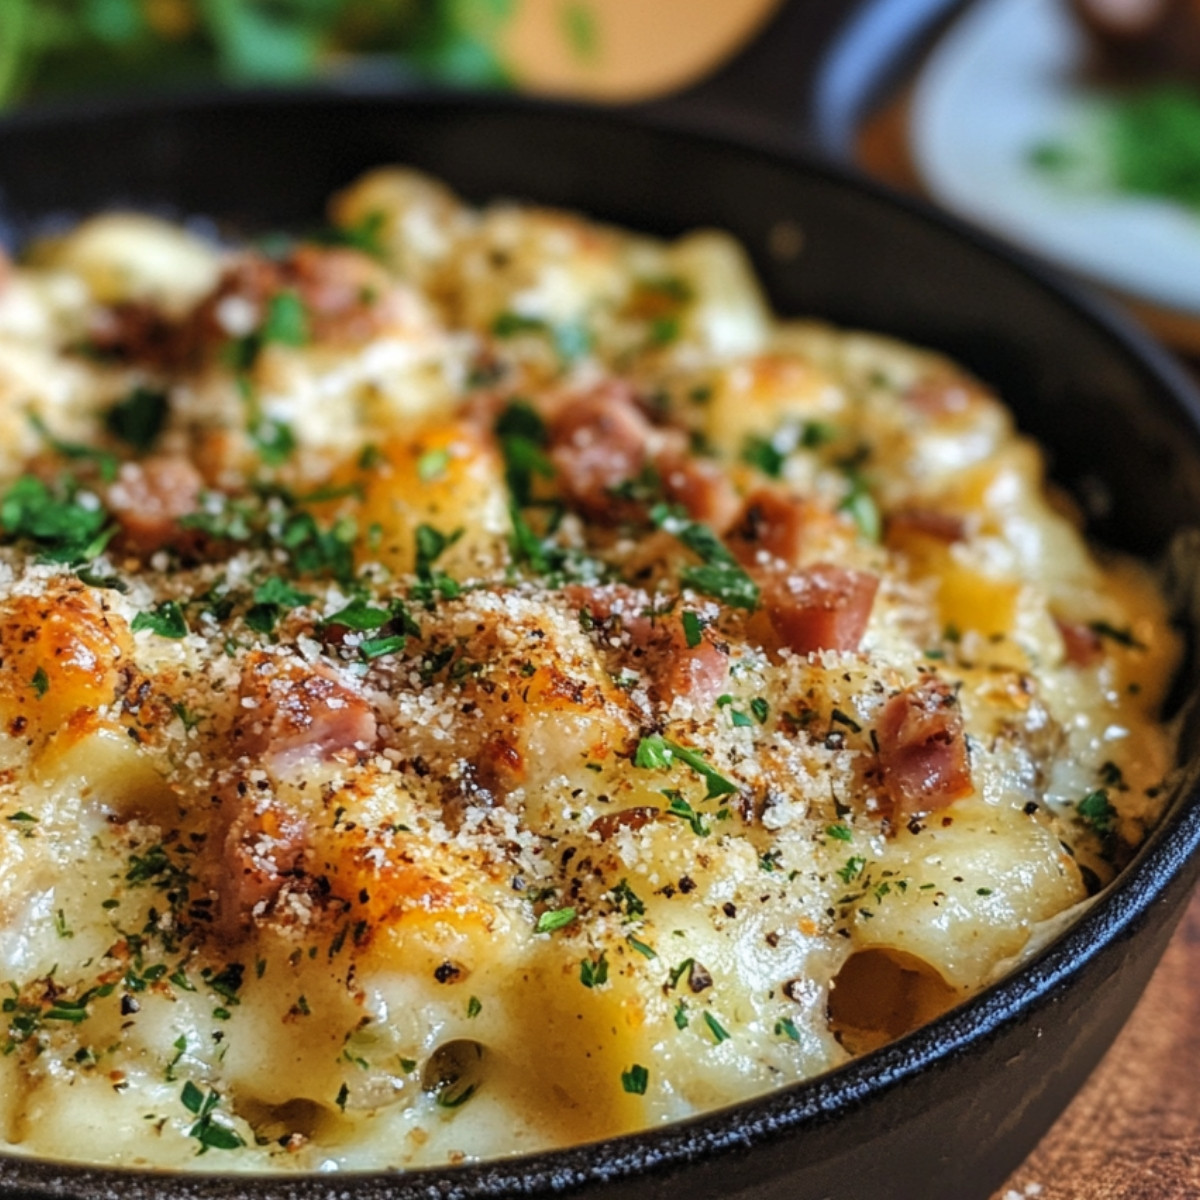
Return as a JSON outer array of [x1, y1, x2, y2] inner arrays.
[[651, 503, 759, 611], [1, 474, 113, 564], [1078, 789, 1119, 836], [181, 1082, 245, 1153], [131, 600, 188, 639], [703, 1011, 731, 1044], [621, 1064, 649, 1094], [535, 906, 577, 934], [580, 953, 609, 988], [634, 734, 738, 800], [105, 386, 168, 453]]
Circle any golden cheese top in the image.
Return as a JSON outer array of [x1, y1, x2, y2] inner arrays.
[[0, 168, 1178, 1170]]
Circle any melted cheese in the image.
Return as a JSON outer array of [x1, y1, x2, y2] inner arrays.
[[0, 170, 1178, 1171]]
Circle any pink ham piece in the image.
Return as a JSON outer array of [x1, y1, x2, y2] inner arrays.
[[654, 631, 730, 709], [566, 583, 730, 709], [106, 456, 203, 556], [233, 651, 378, 777], [728, 490, 814, 567], [884, 508, 966, 545], [763, 563, 879, 656], [658, 454, 740, 532], [219, 653, 377, 931], [876, 678, 974, 821], [1055, 618, 1104, 667], [903, 376, 975, 417], [548, 383, 652, 523], [218, 796, 308, 934]]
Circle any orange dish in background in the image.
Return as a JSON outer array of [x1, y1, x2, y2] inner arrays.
[[0, 167, 1178, 1170]]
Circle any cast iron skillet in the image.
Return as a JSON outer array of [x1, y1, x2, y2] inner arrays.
[[1, 92, 1199, 1200]]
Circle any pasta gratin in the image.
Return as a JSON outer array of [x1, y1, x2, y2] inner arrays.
[[0, 168, 1178, 1171]]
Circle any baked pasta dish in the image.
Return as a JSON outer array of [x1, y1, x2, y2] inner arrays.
[[0, 168, 1178, 1171]]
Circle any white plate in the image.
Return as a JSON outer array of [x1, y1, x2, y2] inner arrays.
[[910, 0, 1200, 317]]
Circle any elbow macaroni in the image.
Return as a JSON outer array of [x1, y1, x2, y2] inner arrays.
[[0, 168, 1177, 1170]]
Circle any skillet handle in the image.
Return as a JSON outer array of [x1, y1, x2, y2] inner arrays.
[[633, 0, 969, 156]]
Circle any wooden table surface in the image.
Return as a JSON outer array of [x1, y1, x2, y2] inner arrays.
[[989, 890, 1200, 1199], [855, 71, 1200, 1200]]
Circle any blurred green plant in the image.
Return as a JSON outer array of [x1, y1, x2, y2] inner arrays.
[[0, 0, 521, 107], [1029, 83, 1200, 215]]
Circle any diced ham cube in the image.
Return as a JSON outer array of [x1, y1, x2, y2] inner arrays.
[[232, 652, 378, 777], [548, 383, 652, 523], [566, 583, 730, 709], [885, 508, 966, 545], [763, 564, 879, 655], [728, 490, 813, 567], [876, 678, 973, 821], [218, 797, 308, 934], [106, 456, 203, 556], [1056, 618, 1103, 667], [658, 454, 739, 531]]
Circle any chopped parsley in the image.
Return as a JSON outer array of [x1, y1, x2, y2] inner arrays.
[[621, 1063, 649, 1095], [180, 1082, 245, 1153], [0, 474, 113, 565], [244, 576, 315, 633], [495, 400, 557, 563], [580, 953, 609, 988], [131, 600, 188, 639], [29, 415, 118, 481], [626, 935, 657, 960], [740, 421, 837, 477], [775, 1017, 801, 1043], [359, 634, 407, 661], [663, 789, 710, 837], [667, 959, 694, 990], [260, 290, 310, 347], [681, 610, 705, 649], [76, 566, 128, 592], [324, 597, 392, 631], [29, 667, 48, 698], [249, 414, 297, 467], [535, 906, 577, 934], [825, 823, 853, 842], [412, 523, 462, 606], [319, 210, 387, 259], [105, 386, 168, 453], [648, 316, 680, 346], [491, 311, 546, 339], [491, 312, 592, 364], [836, 856, 867, 885], [417, 447, 451, 482], [651, 503, 759, 611], [838, 474, 881, 542], [1077, 789, 1119, 836], [634, 734, 738, 800], [703, 1011, 731, 1044], [741, 433, 786, 478], [610, 879, 645, 920], [467, 995, 482, 1019]]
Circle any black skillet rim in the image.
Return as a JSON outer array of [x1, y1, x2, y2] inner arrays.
[[0, 87, 1198, 1199]]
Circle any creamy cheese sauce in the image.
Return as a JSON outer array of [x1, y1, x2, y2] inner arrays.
[[0, 168, 1178, 1170]]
